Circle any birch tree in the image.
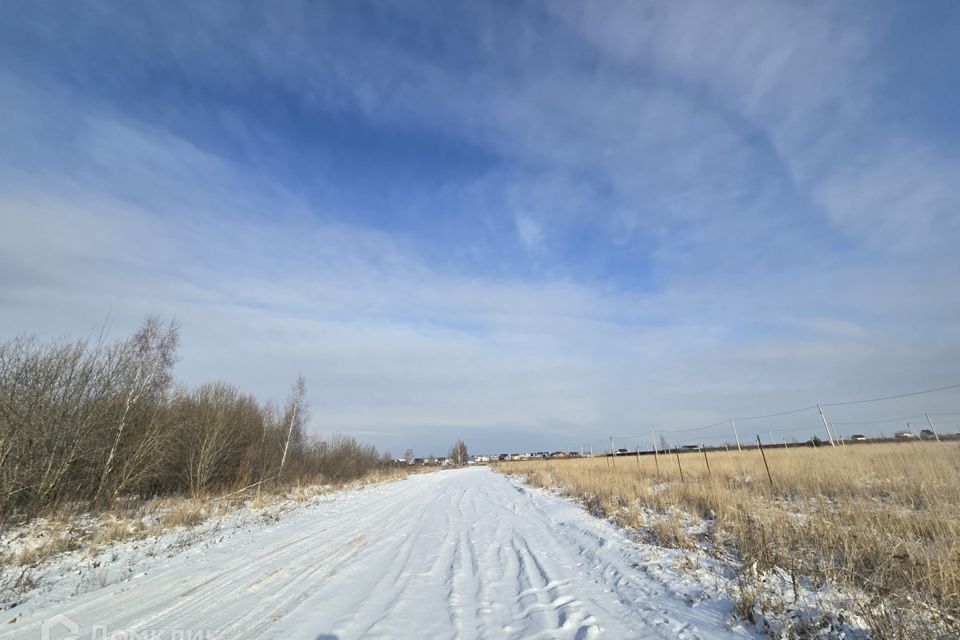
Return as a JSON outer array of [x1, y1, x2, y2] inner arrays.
[[94, 317, 178, 504], [449, 440, 468, 466], [277, 376, 307, 482]]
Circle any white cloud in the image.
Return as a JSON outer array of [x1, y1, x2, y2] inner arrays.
[[2, 5, 959, 453], [3, 120, 957, 453], [515, 215, 544, 250], [813, 140, 960, 253], [546, 0, 960, 261]]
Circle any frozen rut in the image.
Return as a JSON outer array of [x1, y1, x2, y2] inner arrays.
[[3, 467, 755, 639]]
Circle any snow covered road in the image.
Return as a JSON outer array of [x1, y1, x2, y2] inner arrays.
[[3, 467, 756, 639]]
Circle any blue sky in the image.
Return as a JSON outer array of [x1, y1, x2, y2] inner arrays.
[[2, 1, 959, 456]]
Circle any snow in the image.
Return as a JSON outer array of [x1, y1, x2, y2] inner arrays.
[[2, 467, 762, 639]]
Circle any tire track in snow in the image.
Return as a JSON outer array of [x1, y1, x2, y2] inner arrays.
[[1, 468, 758, 640]]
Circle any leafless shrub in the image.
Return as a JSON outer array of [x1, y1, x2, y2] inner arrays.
[[0, 319, 395, 525], [94, 317, 179, 504], [0, 564, 38, 609], [176, 382, 262, 496], [0, 318, 179, 518], [0, 317, 412, 621], [307, 434, 380, 484]]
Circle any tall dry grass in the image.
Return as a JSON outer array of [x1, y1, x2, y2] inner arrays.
[[499, 441, 960, 636]]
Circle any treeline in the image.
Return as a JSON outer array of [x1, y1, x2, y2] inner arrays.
[[0, 318, 383, 521]]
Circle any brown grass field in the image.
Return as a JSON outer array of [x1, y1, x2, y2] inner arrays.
[[498, 441, 960, 637]]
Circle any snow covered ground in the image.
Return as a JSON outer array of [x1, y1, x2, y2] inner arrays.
[[2, 467, 761, 639]]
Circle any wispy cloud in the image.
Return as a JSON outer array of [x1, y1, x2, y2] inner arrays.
[[1, 1, 959, 453], [514, 215, 545, 251]]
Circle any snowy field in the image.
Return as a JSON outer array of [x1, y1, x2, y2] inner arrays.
[[2, 467, 760, 640]]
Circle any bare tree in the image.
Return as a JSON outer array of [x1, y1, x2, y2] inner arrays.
[[0, 336, 103, 512], [95, 317, 178, 503], [180, 382, 262, 496], [0, 321, 387, 521], [252, 400, 278, 491], [277, 376, 307, 482], [314, 434, 378, 482], [449, 440, 468, 466]]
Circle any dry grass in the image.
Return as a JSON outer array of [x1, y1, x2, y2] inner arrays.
[[93, 518, 136, 544], [499, 441, 960, 636], [0, 564, 38, 609], [649, 510, 696, 550], [14, 530, 78, 566], [158, 502, 207, 529], [2, 464, 425, 576]]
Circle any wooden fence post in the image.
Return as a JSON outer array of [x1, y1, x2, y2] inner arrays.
[[652, 433, 661, 479], [924, 411, 943, 444], [675, 448, 684, 482], [756, 435, 773, 486]]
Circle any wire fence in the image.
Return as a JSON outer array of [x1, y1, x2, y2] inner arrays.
[[567, 382, 960, 456]]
